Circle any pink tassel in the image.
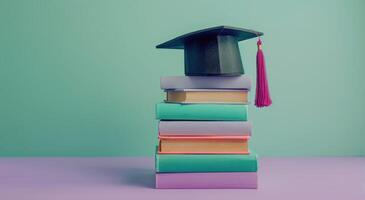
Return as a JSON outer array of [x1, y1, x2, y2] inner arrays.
[[255, 38, 272, 107]]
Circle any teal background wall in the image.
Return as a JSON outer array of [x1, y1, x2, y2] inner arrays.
[[1, 0, 364, 156]]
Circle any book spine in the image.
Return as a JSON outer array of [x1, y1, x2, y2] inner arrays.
[[156, 103, 248, 121], [156, 153, 258, 173], [160, 76, 251, 90], [159, 121, 252, 135], [156, 172, 258, 189]]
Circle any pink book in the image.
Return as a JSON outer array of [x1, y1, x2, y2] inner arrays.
[[159, 121, 252, 136], [156, 172, 258, 189]]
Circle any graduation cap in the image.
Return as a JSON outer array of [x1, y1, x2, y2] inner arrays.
[[156, 26, 272, 107]]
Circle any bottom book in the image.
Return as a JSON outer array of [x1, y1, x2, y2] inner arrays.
[[156, 172, 258, 189]]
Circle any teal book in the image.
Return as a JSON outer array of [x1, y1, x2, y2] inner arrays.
[[155, 152, 258, 173], [156, 103, 248, 121]]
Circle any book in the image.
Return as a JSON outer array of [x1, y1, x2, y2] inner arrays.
[[159, 121, 252, 136], [156, 103, 248, 121], [155, 151, 258, 173], [165, 89, 248, 104], [160, 75, 251, 90], [158, 135, 249, 154], [156, 172, 258, 189]]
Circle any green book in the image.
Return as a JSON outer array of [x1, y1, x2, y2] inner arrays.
[[155, 152, 258, 173], [156, 103, 248, 121]]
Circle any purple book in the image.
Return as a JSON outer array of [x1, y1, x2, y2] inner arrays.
[[156, 172, 258, 189], [160, 76, 251, 90], [159, 121, 252, 136]]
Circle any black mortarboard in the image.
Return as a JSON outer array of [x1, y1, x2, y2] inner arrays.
[[156, 26, 263, 76], [156, 26, 272, 107]]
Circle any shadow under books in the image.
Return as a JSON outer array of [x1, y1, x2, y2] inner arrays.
[[122, 167, 155, 188], [82, 164, 155, 188]]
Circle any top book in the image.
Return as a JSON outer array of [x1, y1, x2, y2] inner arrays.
[[160, 75, 251, 90]]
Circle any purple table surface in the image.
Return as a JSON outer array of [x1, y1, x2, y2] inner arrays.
[[0, 157, 364, 200]]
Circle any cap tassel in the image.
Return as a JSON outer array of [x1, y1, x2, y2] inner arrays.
[[255, 38, 272, 107]]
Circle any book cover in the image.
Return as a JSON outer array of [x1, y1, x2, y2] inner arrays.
[[165, 89, 248, 104], [155, 151, 258, 173], [159, 121, 252, 136], [158, 135, 249, 154], [160, 75, 251, 90], [156, 172, 258, 189], [156, 103, 248, 121]]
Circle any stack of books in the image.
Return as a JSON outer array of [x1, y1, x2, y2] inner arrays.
[[155, 76, 258, 189], [154, 26, 265, 189]]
